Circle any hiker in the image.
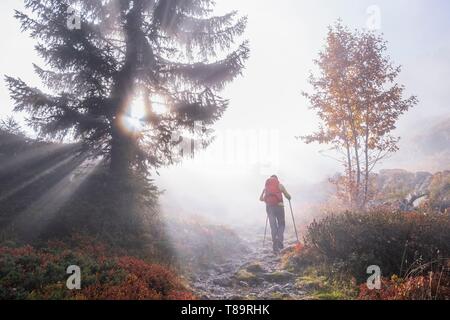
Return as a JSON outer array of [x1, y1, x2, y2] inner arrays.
[[260, 175, 291, 253]]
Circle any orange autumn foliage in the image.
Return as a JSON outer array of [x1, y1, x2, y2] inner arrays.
[[294, 242, 305, 254]]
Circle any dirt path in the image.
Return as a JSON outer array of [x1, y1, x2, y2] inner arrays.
[[190, 231, 309, 300]]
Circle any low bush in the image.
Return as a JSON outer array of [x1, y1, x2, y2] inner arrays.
[[304, 210, 450, 282], [0, 236, 195, 300], [282, 210, 450, 299], [358, 270, 450, 300]]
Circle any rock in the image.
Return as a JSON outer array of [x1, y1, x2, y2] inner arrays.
[[234, 270, 262, 285], [220, 263, 234, 273], [282, 283, 295, 290], [262, 271, 295, 284], [265, 284, 282, 293], [245, 262, 266, 274], [212, 264, 224, 273], [189, 275, 198, 282], [213, 277, 233, 287]]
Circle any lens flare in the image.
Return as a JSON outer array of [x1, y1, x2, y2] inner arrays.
[[120, 95, 147, 133], [151, 94, 168, 115], [120, 94, 168, 133]]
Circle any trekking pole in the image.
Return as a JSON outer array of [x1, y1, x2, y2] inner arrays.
[[263, 215, 268, 247], [288, 200, 300, 243]]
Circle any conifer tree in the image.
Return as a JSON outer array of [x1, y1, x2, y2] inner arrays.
[[6, 0, 249, 178]]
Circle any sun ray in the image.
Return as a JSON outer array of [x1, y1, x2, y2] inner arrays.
[[0, 143, 68, 175], [6, 156, 102, 239], [0, 153, 79, 203]]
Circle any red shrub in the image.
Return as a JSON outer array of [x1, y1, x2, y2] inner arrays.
[[294, 242, 305, 254], [0, 239, 196, 300], [79, 274, 163, 300], [358, 273, 450, 300], [115, 256, 195, 300]]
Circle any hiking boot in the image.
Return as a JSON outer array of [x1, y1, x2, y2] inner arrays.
[[273, 244, 280, 254], [273, 241, 283, 251]]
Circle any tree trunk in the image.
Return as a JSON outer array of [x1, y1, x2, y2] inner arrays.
[[363, 121, 370, 209], [353, 135, 361, 208], [347, 105, 361, 209], [108, 1, 144, 179], [343, 127, 354, 207], [342, 84, 362, 209], [110, 123, 133, 179]]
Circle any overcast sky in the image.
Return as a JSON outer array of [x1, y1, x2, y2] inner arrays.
[[1, 0, 449, 224]]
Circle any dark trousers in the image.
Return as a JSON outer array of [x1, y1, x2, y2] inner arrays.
[[266, 205, 285, 251]]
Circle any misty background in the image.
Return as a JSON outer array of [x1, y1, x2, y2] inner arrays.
[[1, 0, 449, 225]]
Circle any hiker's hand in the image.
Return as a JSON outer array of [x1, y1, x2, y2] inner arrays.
[[286, 195, 292, 201]]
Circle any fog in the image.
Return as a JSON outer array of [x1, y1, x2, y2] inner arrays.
[[1, 0, 449, 226], [154, 0, 450, 225]]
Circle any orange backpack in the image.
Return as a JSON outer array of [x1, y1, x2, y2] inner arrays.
[[264, 177, 283, 205]]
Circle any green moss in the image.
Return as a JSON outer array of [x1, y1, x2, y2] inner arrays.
[[263, 271, 294, 283], [235, 270, 261, 284], [312, 290, 351, 300], [270, 292, 285, 300], [296, 275, 327, 290], [295, 267, 357, 300]]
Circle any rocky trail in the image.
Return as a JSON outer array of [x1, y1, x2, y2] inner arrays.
[[190, 231, 310, 300]]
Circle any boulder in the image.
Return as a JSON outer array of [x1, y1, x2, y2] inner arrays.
[[234, 269, 263, 285], [245, 262, 266, 274]]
